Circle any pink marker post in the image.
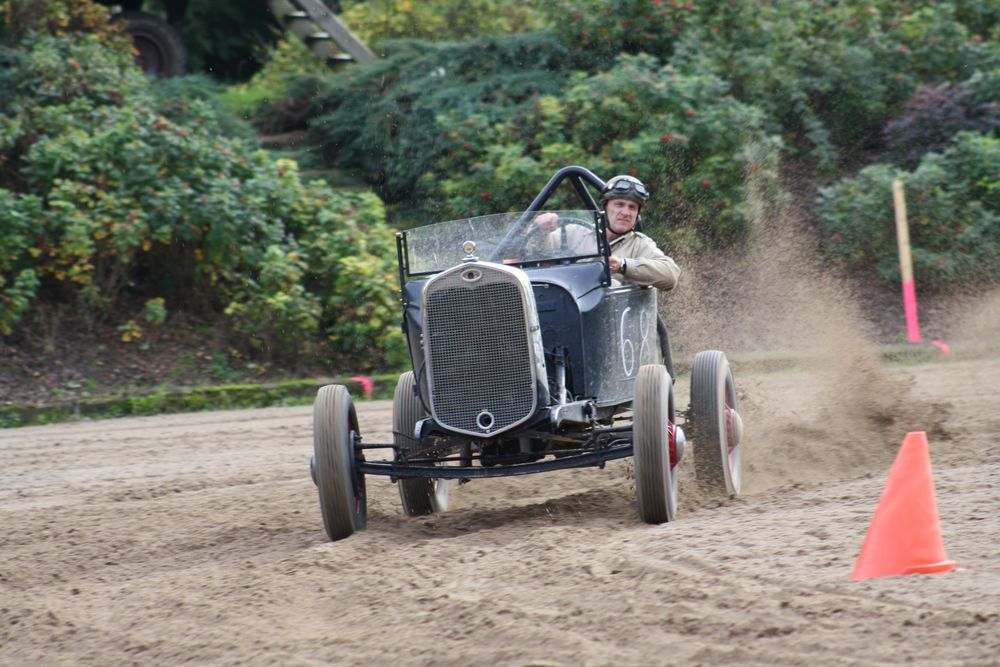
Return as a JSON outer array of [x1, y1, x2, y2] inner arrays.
[[892, 180, 921, 343], [892, 179, 950, 355]]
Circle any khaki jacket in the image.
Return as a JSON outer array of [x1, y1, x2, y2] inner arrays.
[[609, 230, 680, 291], [534, 220, 680, 291]]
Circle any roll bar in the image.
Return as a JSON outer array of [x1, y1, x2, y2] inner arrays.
[[488, 165, 609, 266]]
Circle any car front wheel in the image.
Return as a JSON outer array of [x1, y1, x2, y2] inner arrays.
[[633, 364, 678, 524]]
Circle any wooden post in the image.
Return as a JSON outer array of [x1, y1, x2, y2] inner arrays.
[[892, 179, 921, 343]]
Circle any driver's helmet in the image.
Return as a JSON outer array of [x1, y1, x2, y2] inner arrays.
[[599, 174, 650, 209]]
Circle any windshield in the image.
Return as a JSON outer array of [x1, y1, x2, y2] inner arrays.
[[402, 210, 603, 275]]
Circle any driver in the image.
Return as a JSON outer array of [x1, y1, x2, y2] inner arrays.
[[534, 174, 680, 291]]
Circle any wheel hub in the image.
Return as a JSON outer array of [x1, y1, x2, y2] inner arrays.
[[668, 421, 685, 468], [725, 407, 743, 450]]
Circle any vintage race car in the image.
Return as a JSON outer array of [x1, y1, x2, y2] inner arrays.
[[310, 166, 744, 541]]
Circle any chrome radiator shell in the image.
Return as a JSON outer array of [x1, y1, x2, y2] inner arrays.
[[421, 261, 548, 437]]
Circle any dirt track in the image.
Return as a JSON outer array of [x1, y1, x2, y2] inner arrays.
[[2, 354, 998, 666]]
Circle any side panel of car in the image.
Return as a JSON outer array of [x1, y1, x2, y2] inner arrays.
[[401, 278, 431, 409], [578, 286, 658, 407]]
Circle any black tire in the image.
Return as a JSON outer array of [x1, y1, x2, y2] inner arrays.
[[393, 371, 449, 516], [313, 384, 366, 541], [115, 11, 186, 77], [690, 350, 743, 496], [633, 364, 678, 524]]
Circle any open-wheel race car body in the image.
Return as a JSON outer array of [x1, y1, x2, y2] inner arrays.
[[311, 166, 744, 541]]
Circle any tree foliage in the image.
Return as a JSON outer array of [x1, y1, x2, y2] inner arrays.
[[0, 0, 404, 369], [307, 33, 575, 217], [435, 55, 774, 247], [667, 0, 997, 168], [819, 132, 1000, 287], [290, 0, 999, 289], [340, 0, 549, 47], [543, 0, 699, 68], [882, 81, 1000, 168]]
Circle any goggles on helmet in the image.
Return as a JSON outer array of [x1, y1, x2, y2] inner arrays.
[[601, 175, 649, 203]]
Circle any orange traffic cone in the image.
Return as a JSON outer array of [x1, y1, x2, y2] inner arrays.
[[850, 431, 956, 580]]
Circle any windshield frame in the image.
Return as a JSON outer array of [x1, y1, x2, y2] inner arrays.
[[399, 210, 607, 277], [396, 165, 614, 283]]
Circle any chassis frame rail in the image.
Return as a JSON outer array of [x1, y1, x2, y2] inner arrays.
[[357, 442, 633, 479]]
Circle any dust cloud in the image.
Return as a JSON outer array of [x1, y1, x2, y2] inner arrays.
[[661, 143, 950, 494], [942, 287, 1000, 359]]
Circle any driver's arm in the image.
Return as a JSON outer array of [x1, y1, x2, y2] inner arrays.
[[526, 213, 560, 254], [533, 214, 598, 257], [615, 234, 680, 291]]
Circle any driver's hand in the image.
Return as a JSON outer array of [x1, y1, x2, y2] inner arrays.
[[534, 212, 559, 233]]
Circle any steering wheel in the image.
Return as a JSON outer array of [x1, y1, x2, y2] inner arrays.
[[521, 217, 597, 260]]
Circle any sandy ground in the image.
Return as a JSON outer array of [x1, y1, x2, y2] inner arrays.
[[2, 352, 998, 666]]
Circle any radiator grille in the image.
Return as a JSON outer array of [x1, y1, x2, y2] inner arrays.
[[424, 266, 536, 435]]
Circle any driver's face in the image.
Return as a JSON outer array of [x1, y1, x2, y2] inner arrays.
[[605, 198, 640, 238]]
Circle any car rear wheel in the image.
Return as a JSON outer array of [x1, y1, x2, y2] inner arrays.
[[313, 384, 367, 541], [690, 350, 743, 496], [633, 364, 678, 524], [394, 371, 449, 516]]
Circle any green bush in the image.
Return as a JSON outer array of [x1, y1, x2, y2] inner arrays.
[[882, 81, 1000, 168], [221, 37, 330, 133], [223, 244, 322, 364], [308, 33, 575, 215], [1, 0, 134, 50], [272, 166, 408, 368], [341, 0, 549, 47], [955, 0, 1000, 38], [0, 5, 405, 370], [151, 74, 258, 142], [543, 0, 698, 67], [306, 36, 771, 245], [435, 54, 772, 246], [818, 132, 1000, 288], [671, 0, 1000, 168]]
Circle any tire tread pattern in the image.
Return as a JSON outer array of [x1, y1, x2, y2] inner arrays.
[[634, 364, 676, 524], [394, 371, 438, 516], [314, 384, 365, 541], [691, 350, 732, 495]]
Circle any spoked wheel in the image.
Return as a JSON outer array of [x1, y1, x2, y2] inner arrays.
[[633, 364, 679, 524], [690, 350, 743, 497], [393, 371, 449, 516], [313, 385, 367, 541]]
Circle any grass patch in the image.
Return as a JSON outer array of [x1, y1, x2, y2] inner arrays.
[[0, 374, 399, 428]]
